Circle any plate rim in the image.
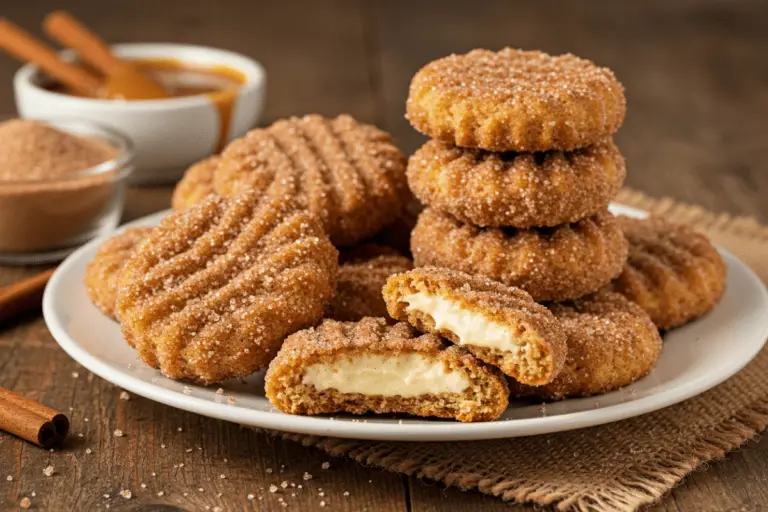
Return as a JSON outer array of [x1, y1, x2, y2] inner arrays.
[[42, 203, 768, 441]]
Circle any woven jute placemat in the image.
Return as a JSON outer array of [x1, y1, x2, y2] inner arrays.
[[277, 189, 768, 512]]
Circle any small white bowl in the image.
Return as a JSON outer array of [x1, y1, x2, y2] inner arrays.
[[14, 43, 266, 184]]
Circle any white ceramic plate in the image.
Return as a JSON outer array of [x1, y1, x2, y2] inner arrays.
[[43, 204, 768, 442]]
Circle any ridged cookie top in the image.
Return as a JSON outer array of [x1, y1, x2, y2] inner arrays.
[[411, 208, 628, 301], [171, 155, 219, 211], [214, 114, 409, 246], [406, 48, 626, 152], [407, 138, 625, 227], [115, 190, 338, 384], [609, 216, 726, 329]]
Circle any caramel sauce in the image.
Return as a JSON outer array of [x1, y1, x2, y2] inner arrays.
[[46, 57, 247, 152]]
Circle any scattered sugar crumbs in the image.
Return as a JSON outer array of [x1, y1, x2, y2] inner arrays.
[[19, 497, 31, 509]]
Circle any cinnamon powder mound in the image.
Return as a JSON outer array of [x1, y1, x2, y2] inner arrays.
[[0, 120, 127, 255], [0, 120, 118, 181]]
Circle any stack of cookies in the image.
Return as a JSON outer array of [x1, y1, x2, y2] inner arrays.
[[405, 48, 629, 302]]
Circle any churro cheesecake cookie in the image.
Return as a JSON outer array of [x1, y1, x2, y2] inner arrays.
[[608, 216, 726, 330], [407, 139, 625, 227], [411, 208, 628, 302], [265, 318, 509, 422], [511, 291, 662, 399], [326, 254, 413, 322], [406, 48, 626, 152], [84, 227, 154, 318], [115, 190, 338, 384], [214, 114, 409, 246], [171, 155, 219, 210], [384, 267, 566, 386]]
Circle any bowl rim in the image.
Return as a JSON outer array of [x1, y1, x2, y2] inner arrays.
[[14, 42, 267, 111], [0, 117, 135, 185]]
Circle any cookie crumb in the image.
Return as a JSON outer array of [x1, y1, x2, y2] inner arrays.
[[119, 489, 132, 499], [321, 462, 330, 470], [119, 391, 130, 401], [113, 429, 124, 437], [19, 497, 31, 509], [43, 465, 54, 477], [269, 485, 278, 493], [302, 472, 313, 481]]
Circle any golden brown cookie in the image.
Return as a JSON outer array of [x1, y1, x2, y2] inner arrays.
[[115, 190, 338, 384], [511, 291, 662, 399], [407, 139, 625, 227], [171, 156, 219, 210], [326, 254, 413, 321], [411, 208, 628, 302], [84, 227, 154, 318], [384, 267, 566, 386], [406, 48, 626, 152], [214, 114, 409, 246], [608, 216, 726, 330], [265, 318, 509, 422]]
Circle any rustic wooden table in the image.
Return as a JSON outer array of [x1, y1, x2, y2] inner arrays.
[[1, 1, 766, 510]]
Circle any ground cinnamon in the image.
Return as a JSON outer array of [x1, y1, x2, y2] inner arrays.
[[0, 386, 69, 448], [0, 119, 126, 256]]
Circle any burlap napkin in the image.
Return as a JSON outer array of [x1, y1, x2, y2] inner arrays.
[[277, 189, 768, 512]]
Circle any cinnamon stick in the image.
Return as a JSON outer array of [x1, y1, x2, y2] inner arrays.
[[0, 386, 69, 448], [0, 18, 101, 96], [0, 268, 55, 322]]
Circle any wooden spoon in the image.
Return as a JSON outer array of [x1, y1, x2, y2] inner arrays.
[[0, 18, 101, 97], [44, 11, 168, 100]]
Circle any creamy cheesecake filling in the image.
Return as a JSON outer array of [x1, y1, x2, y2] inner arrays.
[[302, 353, 469, 397], [403, 291, 524, 355]]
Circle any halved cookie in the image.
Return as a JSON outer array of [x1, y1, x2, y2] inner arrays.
[[265, 318, 509, 422], [384, 267, 566, 386]]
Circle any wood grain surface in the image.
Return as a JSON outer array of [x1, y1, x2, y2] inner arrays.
[[0, 0, 766, 510]]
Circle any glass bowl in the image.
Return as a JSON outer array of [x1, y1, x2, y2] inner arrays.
[[0, 118, 134, 265]]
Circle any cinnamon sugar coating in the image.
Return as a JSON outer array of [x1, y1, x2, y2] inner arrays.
[[383, 267, 566, 386], [511, 290, 662, 399], [406, 48, 626, 152], [411, 209, 628, 301], [607, 216, 726, 330], [326, 255, 413, 321], [115, 190, 338, 384], [407, 139, 625, 227], [214, 114, 409, 246], [171, 156, 219, 210], [265, 318, 509, 422], [84, 227, 154, 318]]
